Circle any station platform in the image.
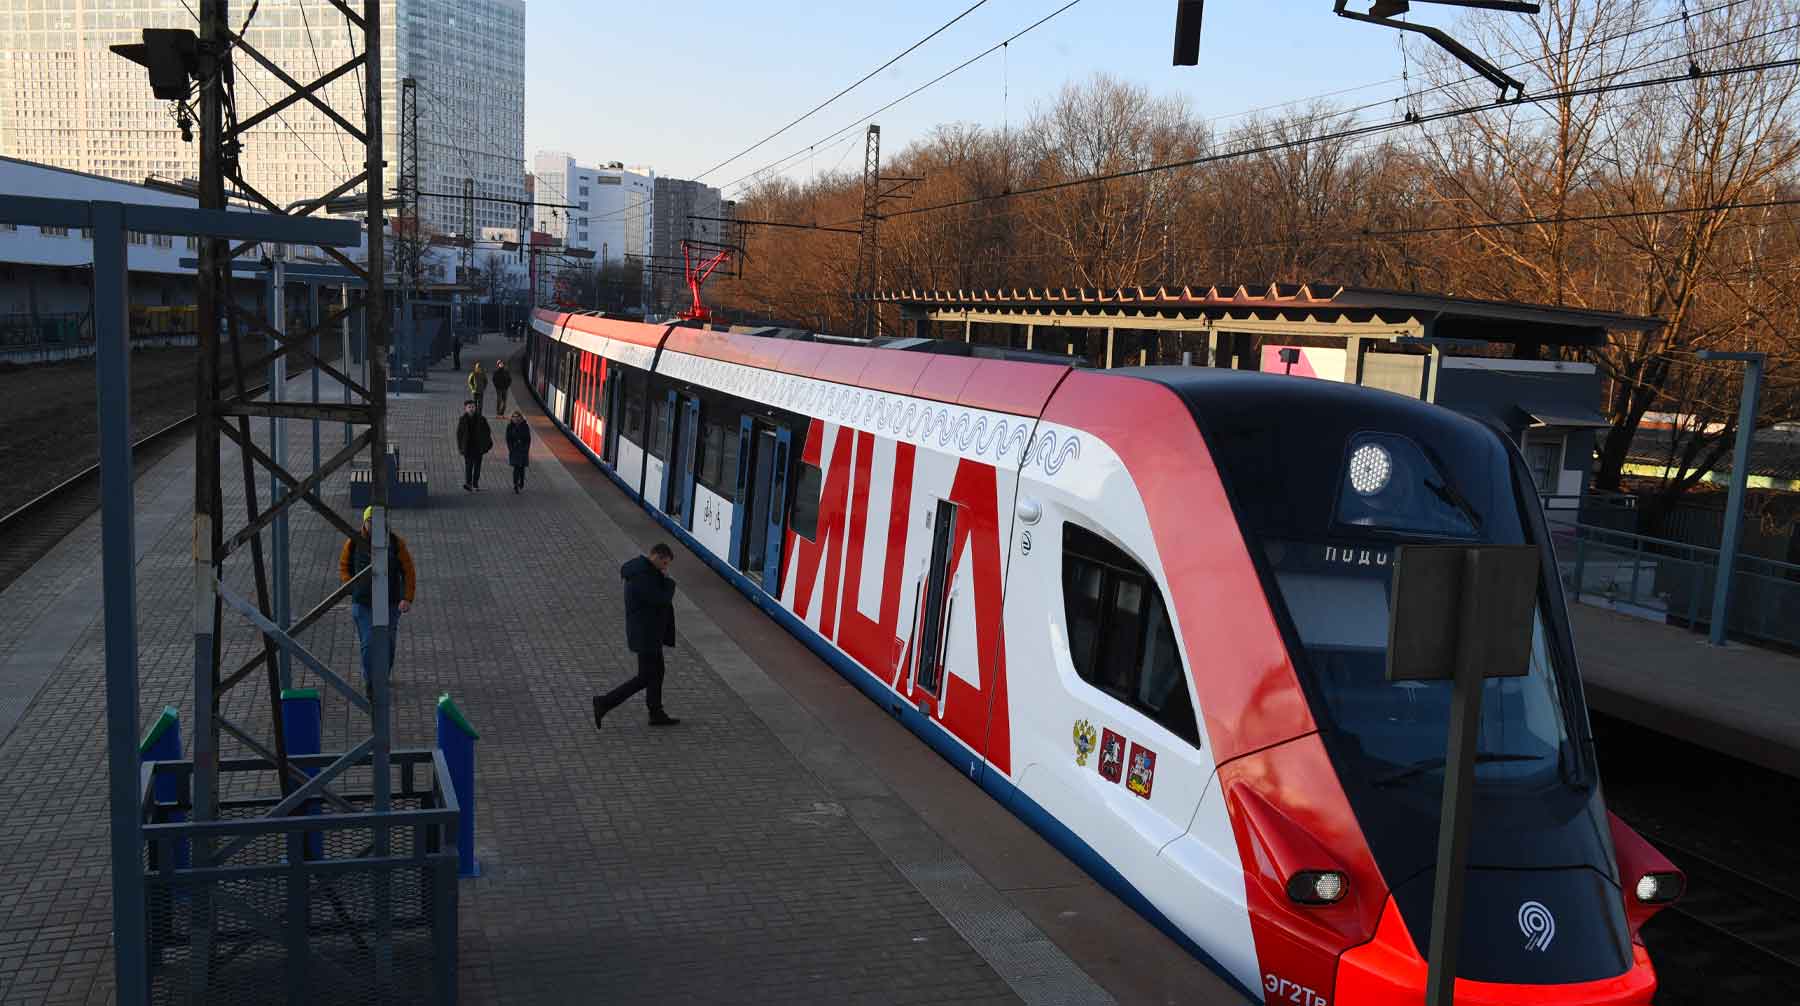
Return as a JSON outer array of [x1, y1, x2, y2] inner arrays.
[[0, 333, 1237, 1005], [1570, 603, 1800, 779]]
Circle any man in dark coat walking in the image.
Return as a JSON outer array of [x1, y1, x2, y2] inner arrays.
[[492, 360, 513, 416], [455, 399, 494, 491], [593, 543, 681, 728]]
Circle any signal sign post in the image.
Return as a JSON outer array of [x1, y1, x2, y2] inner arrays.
[[1386, 544, 1540, 1006]]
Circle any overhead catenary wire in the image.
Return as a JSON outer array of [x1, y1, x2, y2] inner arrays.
[[294, 0, 353, 175], [878, 52, 1800, 222], [721, 0, 1085, 194], [805, 13, 1798, 238], [693, 0, 994, 182], [730, 0, 1756, 200]]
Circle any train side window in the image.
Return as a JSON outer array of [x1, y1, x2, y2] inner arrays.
[[790, 462, 823, 541], [699, 417, 727, 491], [648, 393, 669, 460], [1061, 523, 1201, 747], [719, 418, 741, 495], [621, 369, 645, 443]]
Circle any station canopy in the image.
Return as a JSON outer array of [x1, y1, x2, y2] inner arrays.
[[867, 283, 1663, 348]]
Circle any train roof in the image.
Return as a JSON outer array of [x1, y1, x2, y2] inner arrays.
[[1122, 364, 1501, 440]]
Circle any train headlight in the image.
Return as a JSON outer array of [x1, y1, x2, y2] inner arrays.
[[1347, 443, 1392, 496], [1286, 870, 1348, 906], [1634, 871, 1684, 904]]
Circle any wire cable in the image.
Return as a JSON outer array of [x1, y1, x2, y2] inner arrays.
[[694, 0, 994, 181], [880, 52, 1800, 221], [721, 0, 1084, 194]]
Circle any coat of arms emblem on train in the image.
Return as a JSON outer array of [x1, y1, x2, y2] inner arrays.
[[1097, 729, 1126, 783], [1126, 743, 1157, 799], [1072, 720, 1097, 766]]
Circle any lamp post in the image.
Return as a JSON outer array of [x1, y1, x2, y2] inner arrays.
[[1695, 350, 1766, 646]]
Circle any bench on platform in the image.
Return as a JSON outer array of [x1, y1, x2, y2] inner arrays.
[[349, 447, 428, 508]]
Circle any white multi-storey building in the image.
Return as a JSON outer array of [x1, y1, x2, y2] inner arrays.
[[531, 151, 652, 269], [0, 0, 525, 240]]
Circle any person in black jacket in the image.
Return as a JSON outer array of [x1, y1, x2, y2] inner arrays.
[[593, 543, 681, 728], [455, 399, 494, 491], [504, 410, 530, 493], [492, 360, 513, 416]]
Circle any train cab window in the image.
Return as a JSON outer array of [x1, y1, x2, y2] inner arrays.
[[1061, 523, 1200, 747], [790, 463, 823, 541]]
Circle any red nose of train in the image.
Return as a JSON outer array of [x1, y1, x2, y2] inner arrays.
[[1332, 813, 1681, 1005], [1333, 898, 1659, 1004]]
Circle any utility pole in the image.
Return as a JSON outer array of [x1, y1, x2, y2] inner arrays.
[[853, 125, 880, 340], [847, 126, 920, 340], [1697, 350, 1767, 646]]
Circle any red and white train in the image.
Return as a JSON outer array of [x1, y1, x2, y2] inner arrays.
[[526, 308, 1681, 1004]]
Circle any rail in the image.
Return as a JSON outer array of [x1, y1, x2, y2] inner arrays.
[[1557, 522, 1800, 649]]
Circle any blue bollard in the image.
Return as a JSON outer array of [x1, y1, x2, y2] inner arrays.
[[436, 693, 480, 877], [138, 705, 189, 869], [279, 688, 323, 860]]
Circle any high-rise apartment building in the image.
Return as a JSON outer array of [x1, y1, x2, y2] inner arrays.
[[531, 151, 652, 268], [648, 176, 728, 310], [0, 0, 525, 239]]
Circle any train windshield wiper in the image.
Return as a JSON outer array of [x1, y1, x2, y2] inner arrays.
[[1424, 477, 1483, 531], [1371, 752, 1544, 788]]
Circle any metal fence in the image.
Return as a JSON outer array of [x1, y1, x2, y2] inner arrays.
[[1556, 523, 1800, 649], [141, 749, 460, 1005], [0, 309, 199, 363]]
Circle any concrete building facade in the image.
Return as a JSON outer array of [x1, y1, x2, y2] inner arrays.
[[0, 0, 525, 241], [530, 151, 653, 269]]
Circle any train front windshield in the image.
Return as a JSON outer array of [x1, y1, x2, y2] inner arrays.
[[1264, 540, 1574, 791]]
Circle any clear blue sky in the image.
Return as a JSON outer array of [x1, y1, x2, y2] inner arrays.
[[524, 1, 1412, 196]]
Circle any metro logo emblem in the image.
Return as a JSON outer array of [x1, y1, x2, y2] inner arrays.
[[1518, 900, 1555, 952]]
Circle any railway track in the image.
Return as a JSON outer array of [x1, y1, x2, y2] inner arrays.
[[0, 380, 277, 594], [1650, 831, 1800, 978]]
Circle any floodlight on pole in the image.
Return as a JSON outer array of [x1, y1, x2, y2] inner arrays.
[[109, 28, 201, 101]]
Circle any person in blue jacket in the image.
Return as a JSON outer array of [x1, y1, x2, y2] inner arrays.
[[593, 543, 681, 728]]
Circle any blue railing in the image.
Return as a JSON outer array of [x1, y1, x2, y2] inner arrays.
[[1556, 522, 1800, 649]]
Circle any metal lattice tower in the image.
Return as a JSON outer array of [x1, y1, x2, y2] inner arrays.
[[157, 0, 435, 1000], [853, 125, 880, 340], [397, 77, 421, 297], [462, 177, 475, 282]]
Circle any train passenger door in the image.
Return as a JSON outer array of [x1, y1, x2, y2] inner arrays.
[[761, 427, 792, 598], [600, 362, 619, 466], [679, 396, 701, 528], [559, 348, 575, 426], [734, 422, 791, 594], [665, 393, 700, 527], [913, 499, 959, 699]]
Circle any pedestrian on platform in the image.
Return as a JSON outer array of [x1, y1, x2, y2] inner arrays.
[[468, 361, 487, 413], [593, 543, 681, 729], [492, 360, 512, 415], [340, 506, 416, 689], [452, 332, 462, 370], [505, 410, 530, 493], [456, 399, 494, 491]]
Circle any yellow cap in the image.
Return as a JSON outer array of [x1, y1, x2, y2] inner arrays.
[[362, 506, 374, 522]]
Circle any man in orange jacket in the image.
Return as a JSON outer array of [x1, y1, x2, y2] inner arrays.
[[340, 506, 418, 687]]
